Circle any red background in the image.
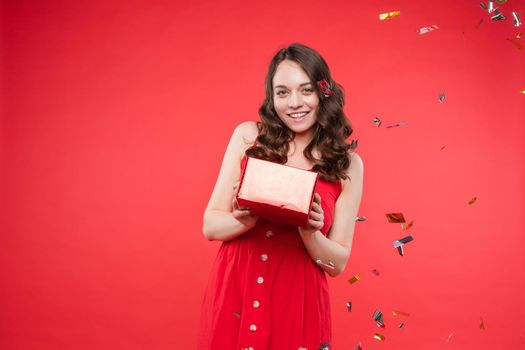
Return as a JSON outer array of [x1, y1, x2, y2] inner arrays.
[[2, 0, 524, 349]]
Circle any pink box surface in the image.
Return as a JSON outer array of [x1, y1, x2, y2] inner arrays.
[[236, 157, 318, 227]]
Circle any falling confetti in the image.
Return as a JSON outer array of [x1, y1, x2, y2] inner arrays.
[[520, 88, 525, 94], [517, 32, 522, 39], [507, 37, 523, 49], [355, 216, 367, 222], [393, 310, 410, 317], [480, 316, 486, 330], [476, 18, 484, 28], [417, 24, 439, 35], [379, 11, 400, 20], [440, 145, 447, 151], [374, 333, 386, 341], [439, 92, 446, 103], [232, 311, 241, 318], [386, 213, 406, 223], [468, 196, 478, 205], [513, 12, 522, 27], [319, 341, 330, 350], [346, 301, 353, 312], [399, 322, 405, 328], [492, 11, 506, 21], [393, 235, 414, 256], [373, 309, 385, 328], [354, 342, 363, 350], [373, 117, 382, 127], [401, 221, 414, 230], [348, 274, 361, 284], [372, 269, 380, 276], [385, 121, 408, 128], [446, 331, 455, 342]]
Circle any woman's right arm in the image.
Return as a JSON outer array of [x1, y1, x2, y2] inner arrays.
[[202, 121, 259, 241]]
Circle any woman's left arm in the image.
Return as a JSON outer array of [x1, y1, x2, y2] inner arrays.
[[298, 152, 364, 277]]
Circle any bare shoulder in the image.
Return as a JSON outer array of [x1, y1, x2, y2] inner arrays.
[[234, 120, 259, 146], [341, 151, 364, 191]]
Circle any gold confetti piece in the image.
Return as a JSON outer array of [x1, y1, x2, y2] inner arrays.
[[348, 274, 361, 284], [417, 25, 439, 35], [480, 316, 486, 330], [386, 212, 406, 223], [374, 333, 386, 341], [517, 32, 523, 39], [373, 309, 385, 328], [373, 117, 382, 127], [507, 37, 523, 49], [401, 221, 414, 230], [520, 88, 525, 94], [379, 11, 400, 20], [495, 0, 507, 3], [393, 310, 410, 317], [513, 12, 522, 27], [468, 196, 477, 205], [372, 268, 380, 276]]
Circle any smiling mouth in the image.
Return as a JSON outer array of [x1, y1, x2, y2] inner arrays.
[[287, 111, 309, 118]]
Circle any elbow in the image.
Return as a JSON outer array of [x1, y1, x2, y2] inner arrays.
[[202, 215, 216, 241], [327, 265, 345, 278], [327, 250, 351, 278]]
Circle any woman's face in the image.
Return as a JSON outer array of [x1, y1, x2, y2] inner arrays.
[[272, 59, 320, 136]]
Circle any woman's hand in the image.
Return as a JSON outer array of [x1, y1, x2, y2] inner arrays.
[[298, 193, 324, 235], [231, 181, 259, 229]]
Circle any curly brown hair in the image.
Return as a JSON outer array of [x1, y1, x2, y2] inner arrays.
[[245, 43, 355, 182]]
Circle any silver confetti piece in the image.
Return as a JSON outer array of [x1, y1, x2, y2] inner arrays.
[[373, 309, 385, 328], [347, 301, 353, 312], [417, 25, 439, 35], [355, 216, 367, 222], [373, 117, 382, 127], [513, 12, 522, 27], [488, 1, 495, 13], [491, 11, 506, 21], [439, 92, 445, 103]]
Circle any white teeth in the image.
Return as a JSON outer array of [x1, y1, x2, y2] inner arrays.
[[289, 112, 308, 118]]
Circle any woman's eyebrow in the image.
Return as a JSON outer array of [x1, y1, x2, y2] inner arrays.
[[274, 82, 313, 89]]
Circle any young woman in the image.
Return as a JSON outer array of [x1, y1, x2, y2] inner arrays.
[[198, 43, 363, 350]]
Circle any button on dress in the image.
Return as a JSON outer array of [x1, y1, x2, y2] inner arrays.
[[198, 150, 343, 350]]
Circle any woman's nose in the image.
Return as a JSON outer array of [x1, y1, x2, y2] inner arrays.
[[288, 91, 303, 108]]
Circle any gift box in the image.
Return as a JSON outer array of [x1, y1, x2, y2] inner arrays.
[[236, 157, 319, 227]]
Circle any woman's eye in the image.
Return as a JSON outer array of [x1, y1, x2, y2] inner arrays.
[[276, 91, 287, 96], [303, 88, 314, 93]]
